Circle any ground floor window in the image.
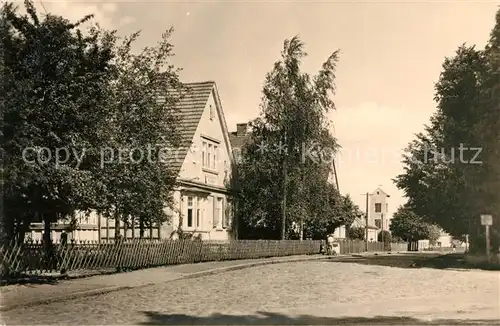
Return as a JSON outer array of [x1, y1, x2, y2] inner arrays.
[[187, 196, 193, 227], [223, 201, 230, 228], [213, 197, 225, 229], [183, 194, 229, 230], [184, 195, 206, 229], [196, 197, 201, 227]]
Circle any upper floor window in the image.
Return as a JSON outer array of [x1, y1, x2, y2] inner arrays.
[[202, 142, 206, 166], [207, 144, 212, 167], [375, 203, 382, 213], [213, 145, 217, 169], [202, 138, 219, 170], [209, 104, 215, 120]]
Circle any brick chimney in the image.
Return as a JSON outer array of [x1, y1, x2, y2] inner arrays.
[[236, 123, 248, 136]]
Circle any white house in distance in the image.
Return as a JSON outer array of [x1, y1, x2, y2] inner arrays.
[[369, 187, 390, 238], [346, 187, 390, 242], [351, 214, 379, 241], [418, 229, 454, 249], [26, 81, 235, 242]]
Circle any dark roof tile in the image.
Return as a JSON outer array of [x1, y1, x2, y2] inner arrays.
[[166, 81, 215, 175]]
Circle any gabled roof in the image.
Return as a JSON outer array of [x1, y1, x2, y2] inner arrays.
[[166, 81, 234, 176], [372, 187, 390, 197], [166, 81, 213, 174]]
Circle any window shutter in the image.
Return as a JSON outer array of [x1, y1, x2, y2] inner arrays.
[[222, 197, 227, 228], [212, 197, 218, 228]]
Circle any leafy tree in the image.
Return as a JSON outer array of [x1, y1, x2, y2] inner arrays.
[[233, 36, 342, 240], [377, 230, 392, 244], [389, 205, 432, 244], [232, 120, 284, 239], [347, 226, 365, 240], [1, 1, 115, 244], [303, 191, 359, 240], [1, 0, 185, 245], [427, 224, 441, 246], [95, 28, 184, 238], [394, 10, 500, 253]]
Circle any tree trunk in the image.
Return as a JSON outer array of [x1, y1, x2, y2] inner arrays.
[[139, 219, 145, 239], [114, 212, 120, 240], [43, 213, 57, 270], [281, 155, 288, 240], [131, 216, 135, 239], [17, 221, 29, 245], [43, 214, 52, 246], [11, 218, 29, 245]]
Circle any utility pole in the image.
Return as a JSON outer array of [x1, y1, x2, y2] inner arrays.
[[281, 138, 288, 240], [480, 214, 492, 263], [486, 224, 491, 262], [365, 192, 369, 251], [381, 213, 384, 244]]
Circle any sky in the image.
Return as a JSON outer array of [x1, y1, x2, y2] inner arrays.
[[24, 0, 498, 220]]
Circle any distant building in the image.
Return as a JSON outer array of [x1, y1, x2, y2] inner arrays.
[[228, 122, 251, 163], [418, 229, 454, 249], [369, 187, 390, 238], [436, 231, 453, 247], [350, 215, 379, 241]]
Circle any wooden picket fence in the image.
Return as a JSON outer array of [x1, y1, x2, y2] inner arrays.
[[335, 240, 407, 254], [0, 239, 320, 277], [0, 239, 407, 278]]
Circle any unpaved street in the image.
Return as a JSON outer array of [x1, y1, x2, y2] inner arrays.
[[2, 257, 499, 325]]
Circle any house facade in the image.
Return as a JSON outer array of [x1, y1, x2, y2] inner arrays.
[[368, 187, 390, 238], [417, 229, 454, 249], [161, 81, 235, 241], [25, 81, 235, 243], [351, 216, 378, 242]]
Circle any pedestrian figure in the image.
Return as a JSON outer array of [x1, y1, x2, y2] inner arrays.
[[327, 234, 334, 255], [452, 243, 456, 253]]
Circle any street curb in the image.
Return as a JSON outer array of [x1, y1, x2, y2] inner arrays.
[[0, 285, 137, 312], [1, 255, 334, 312], [178, 255, 339, 280]]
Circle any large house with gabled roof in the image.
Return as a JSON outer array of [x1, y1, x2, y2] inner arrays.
[[25, 81, 236, 243], [160, 81, 236, 240]]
